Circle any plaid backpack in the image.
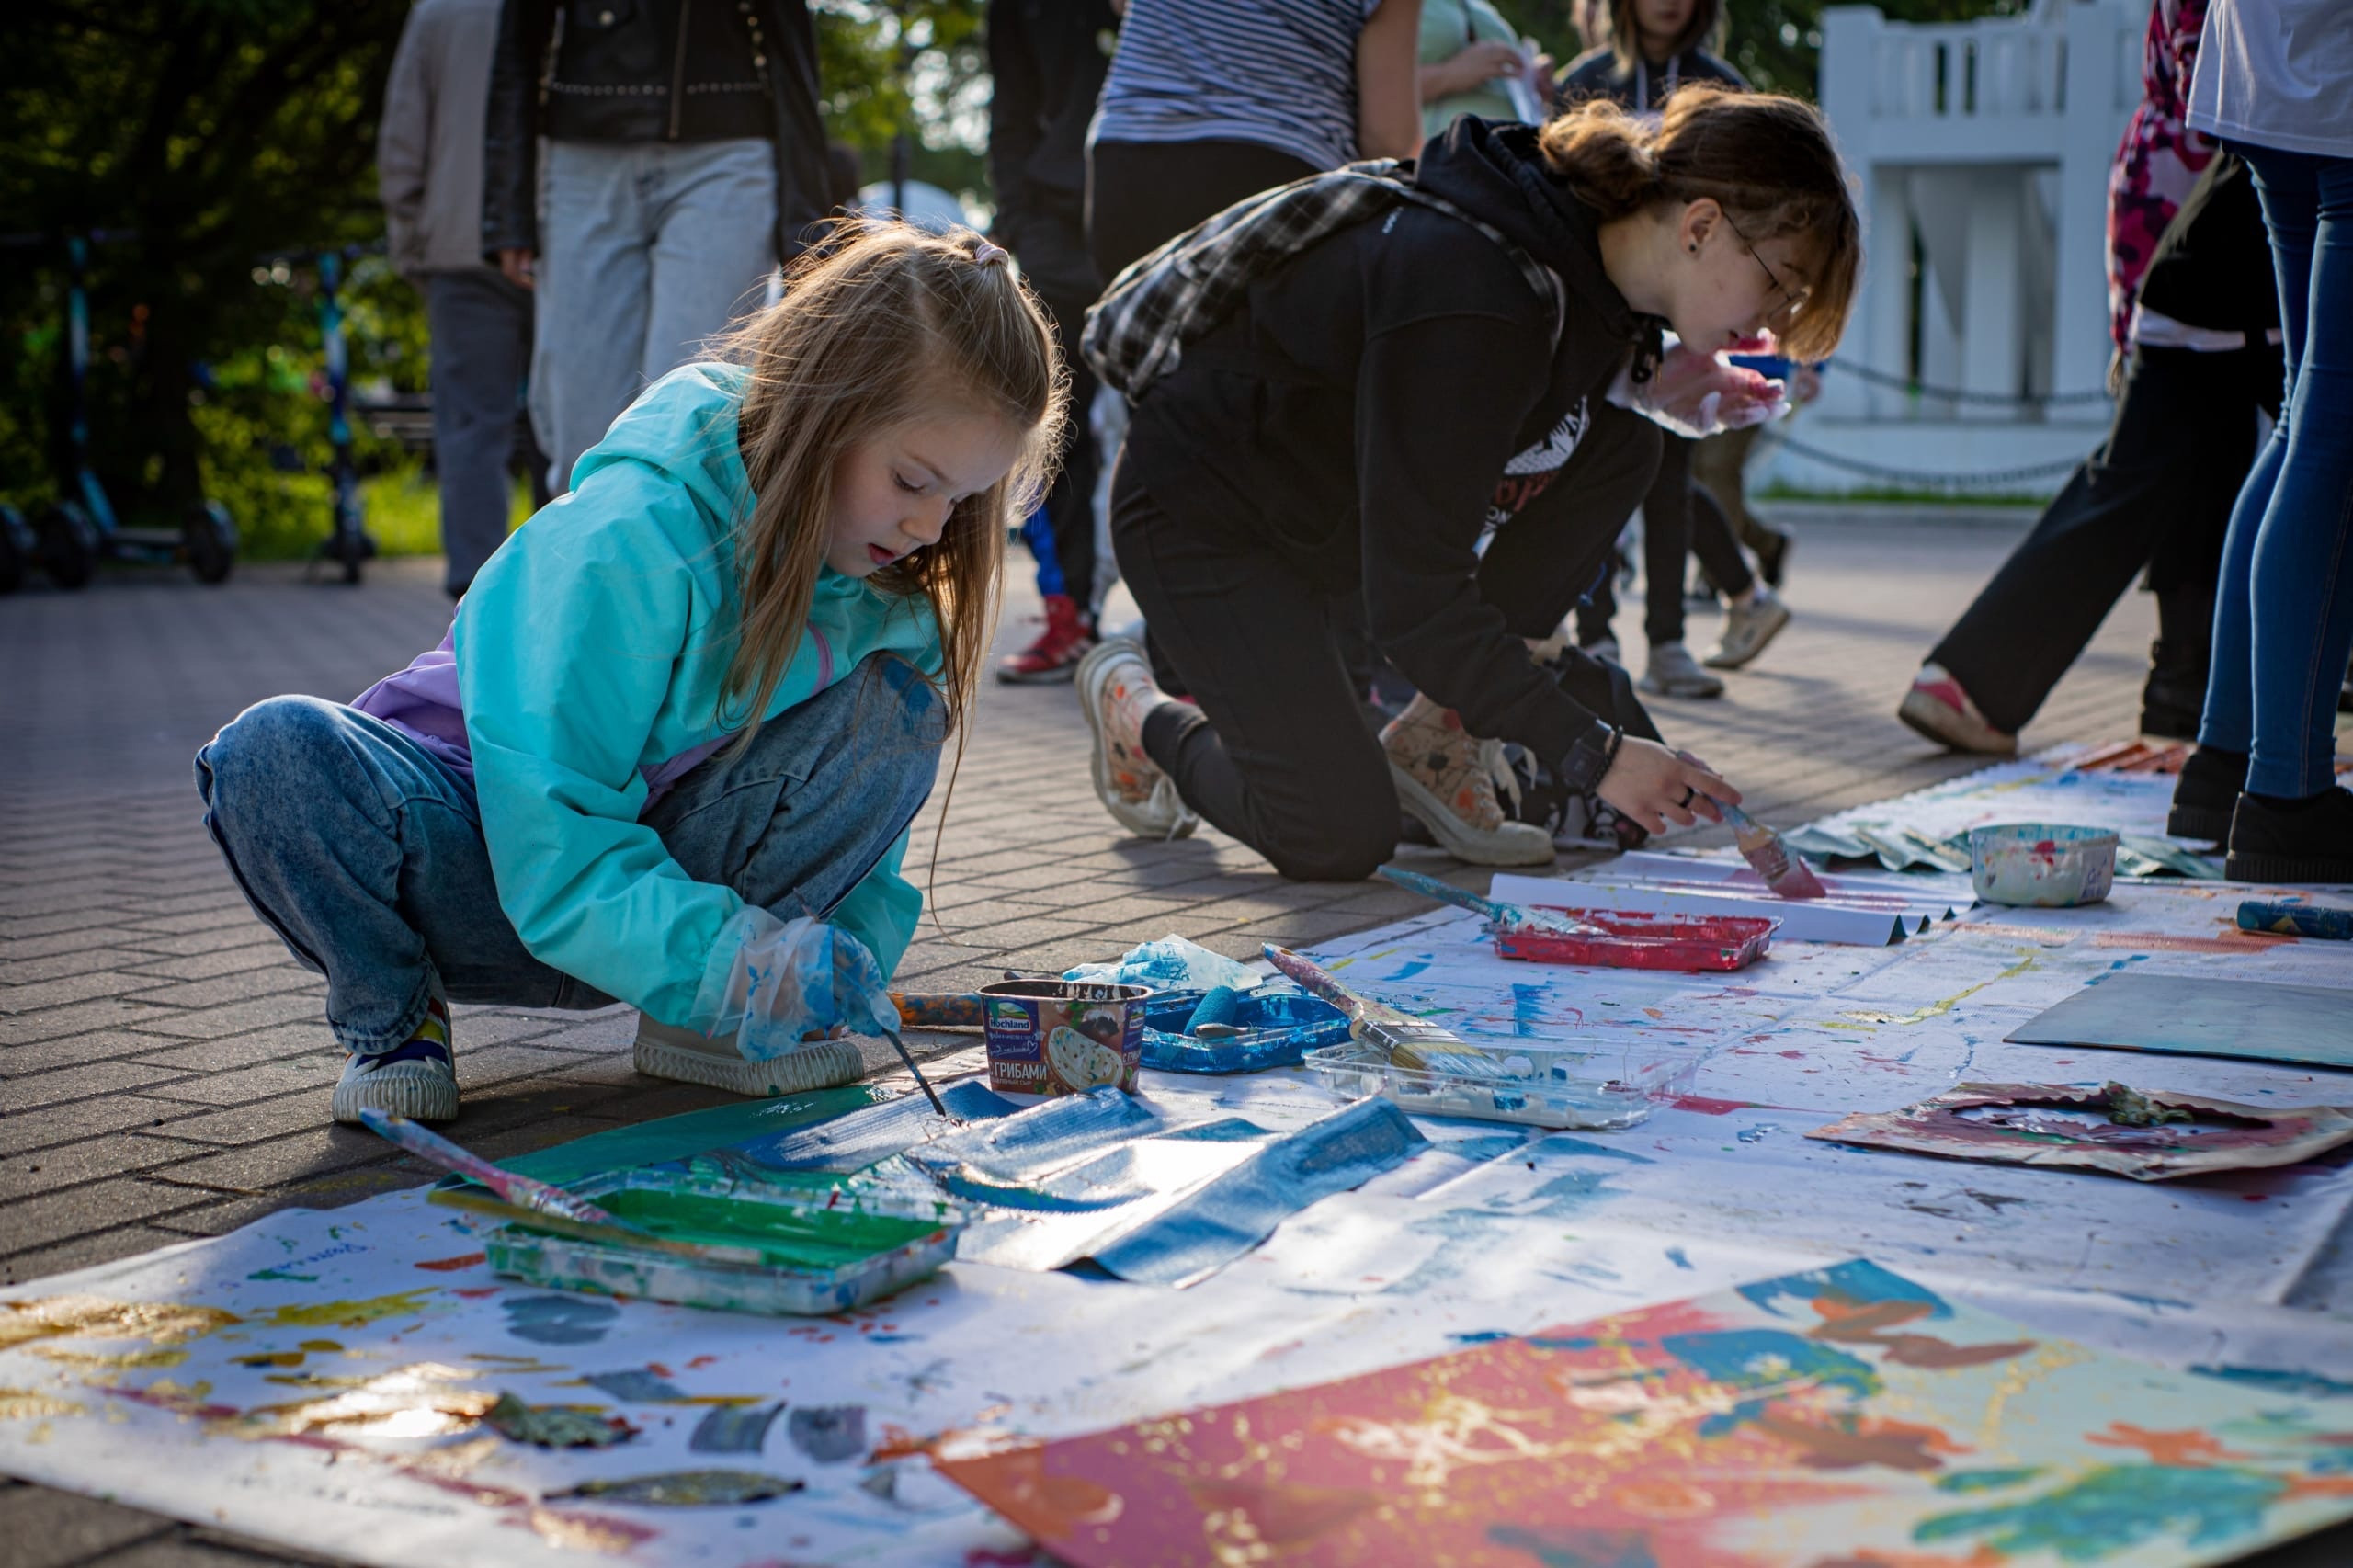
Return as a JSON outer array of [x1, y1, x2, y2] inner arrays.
[[1081, 159, 1564, 400]]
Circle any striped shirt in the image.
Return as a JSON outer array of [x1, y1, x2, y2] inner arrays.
[[1089, 0, 1381, 174]]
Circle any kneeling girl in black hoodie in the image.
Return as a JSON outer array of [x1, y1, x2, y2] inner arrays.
[[1075, 86, 1859, 881]]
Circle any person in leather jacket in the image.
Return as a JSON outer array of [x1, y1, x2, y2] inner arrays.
[[482, 0, 833, 494]]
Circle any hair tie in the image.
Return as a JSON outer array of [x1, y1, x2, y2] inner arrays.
[[972, 240, 1010, 268]]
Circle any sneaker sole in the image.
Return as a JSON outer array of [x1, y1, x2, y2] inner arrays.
[[1387, 762, 1556, 868], [1075, 642, 1199, 840], [1640, 677, 1725, 700], [1702, 601, 1791, 670], [2165, 803, 2234, 844], [1896, 688, 2017, 756], [2223, 849, 2353, 884], [331, 1064, 460, 1125], [632, 1031, 865, 1096]]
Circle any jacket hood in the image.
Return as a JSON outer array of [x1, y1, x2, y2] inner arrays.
[[1411, 117, 1643, 349]]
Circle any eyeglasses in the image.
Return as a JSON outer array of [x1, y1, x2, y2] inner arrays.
[[1722, 211, 1808, 327]]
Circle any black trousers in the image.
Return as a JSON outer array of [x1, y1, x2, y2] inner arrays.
[[1086, 139, 1322, 283], [1576, 432, 1756, 646], [1929, 342, 2281, 735], [1115, 409, 1660, 882], [1034, 285, 1101, 610]]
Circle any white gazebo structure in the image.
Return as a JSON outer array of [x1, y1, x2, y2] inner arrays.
[[1757, 0, 2143, 496]]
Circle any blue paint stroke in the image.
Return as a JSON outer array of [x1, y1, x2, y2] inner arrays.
[[1665, 1246, 1694, 1270], [1488, 1524, 1659, 1567], [1512, 982, 1546, 1040], [787, 1403, 867, 1463], [1737, 1259, 1954, 1321], [690, 1401, 785, 1453], [2190, 1364, 2353, 1400], [1735, 1125, 1772, 1144], [1937, 1468, 2046, 1494], [1914, 1464, 2286, 1558], [745, 1080, 1017, 1174], [502, 1294, 619, 1346], [1449, 1330, 1515, 1345], [585, 1369, 691, 1403], [901, 1087, 1158, 1187]]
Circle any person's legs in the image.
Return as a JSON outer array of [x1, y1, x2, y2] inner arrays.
[[999, 286, 1102, 683], [1085, 139, 1322, 282], [1636, 435, 1723, 697], [1688, 483, 1756, 601], [1109, 476, 1399, 881], [642, 138, 778, 386], [424, 271, 531, 595], [2225, 149, 2353, 879], [533, 142, 655, 494]]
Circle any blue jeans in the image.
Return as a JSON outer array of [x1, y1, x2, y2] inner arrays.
[[2198, 144, 2353, 799], [195, 654, 944, 1055], [531, 137, 778, 494]]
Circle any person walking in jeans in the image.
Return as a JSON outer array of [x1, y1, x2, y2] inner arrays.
[[2167, 0, 2353, 881], [482, 0, 832, 495], [379, 0, 544, 597]]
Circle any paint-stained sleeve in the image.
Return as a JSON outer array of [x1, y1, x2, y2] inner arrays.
[[1354, 308, 1608, 767]]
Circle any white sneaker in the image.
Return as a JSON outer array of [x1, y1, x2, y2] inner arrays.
[[332, 996, 460, 1124], [632, 1016, 865, 1097], [1896, 664, 2018, 756], [1075, 638, 1199, 840], [1379, 701, 1556, 868], [1641, 642, 1725, 699], [1704, 587, 1791, 669]]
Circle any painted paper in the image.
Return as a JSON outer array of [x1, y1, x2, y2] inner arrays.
[[2006, 972, 2353, 1071], [1806, 1082, 2353, 1180], [936, 1259, 2353, 1568]]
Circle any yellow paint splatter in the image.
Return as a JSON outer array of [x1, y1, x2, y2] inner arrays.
[[266, 1289, 438, 1329], [0, 1388, 85, 1421], [0, 1296, 238, 1351], [28, 1346, 189, 1372], [1842, 950, 2040, 1028], [528, 1506, 651, 1554], [235, 1363, 493, 1439]]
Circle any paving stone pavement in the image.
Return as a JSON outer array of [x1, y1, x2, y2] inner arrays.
[[6, 517, 2339, 1566]]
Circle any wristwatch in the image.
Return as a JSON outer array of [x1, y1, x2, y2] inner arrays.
[[1556, 722, 1622, 795]]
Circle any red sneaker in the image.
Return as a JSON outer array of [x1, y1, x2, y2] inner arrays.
[[996, 594, 1097, 684]]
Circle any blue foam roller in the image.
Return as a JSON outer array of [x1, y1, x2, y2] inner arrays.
[[1185, 985, 1242, 1035]]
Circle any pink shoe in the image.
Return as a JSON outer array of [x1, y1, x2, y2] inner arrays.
[[1898, 665, 2017, 756]]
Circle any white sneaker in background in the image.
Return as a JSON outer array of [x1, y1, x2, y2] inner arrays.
[[1641, 642, 1726, 699]]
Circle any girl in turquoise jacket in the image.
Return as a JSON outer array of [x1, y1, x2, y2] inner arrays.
[[197, 228, 1065, 1123]]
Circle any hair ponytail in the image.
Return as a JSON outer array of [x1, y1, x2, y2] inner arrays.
[[1539, 84, 1862, 362]]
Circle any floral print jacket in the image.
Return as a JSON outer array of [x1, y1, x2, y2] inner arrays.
[[2107, 0, 2218, 349]]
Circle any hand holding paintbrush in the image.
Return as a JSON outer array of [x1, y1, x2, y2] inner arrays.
[[1597, 736, 1735, 836]]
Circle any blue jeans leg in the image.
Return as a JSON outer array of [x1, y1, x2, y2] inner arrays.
[[2199, 146, 2353, 799], [195, 654, 947, 1054]]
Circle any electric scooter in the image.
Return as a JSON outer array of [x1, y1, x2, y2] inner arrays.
[[27, 233, 238, 589]]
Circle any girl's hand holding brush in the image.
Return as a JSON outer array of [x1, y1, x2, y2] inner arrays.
[[1599, 736, 1735, 836]]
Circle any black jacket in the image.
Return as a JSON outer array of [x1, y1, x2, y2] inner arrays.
[[986, 0, 1119, 302], [1558, 45, 1745, 112], [482, 0, 831, 262], [1125, 118, 1649, 765], [2134, 153, 2279, 340]]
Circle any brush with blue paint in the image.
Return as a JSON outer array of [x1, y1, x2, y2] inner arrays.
[[1377, 866, 1608, 937], [2238, 899, 2353, 941], [1261, 944, 1506, 1078]]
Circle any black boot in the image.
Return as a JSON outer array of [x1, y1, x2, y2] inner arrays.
[[2139, 638, 2209, 741], [2226, 787, 2353, 883], [2167, 746, 2246, 843]]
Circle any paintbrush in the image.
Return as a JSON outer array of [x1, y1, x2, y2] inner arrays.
[[1260, 945, 1505, 1077], [1377, 866, 1608, 937], [1711, 797, 1828, 900], [881, 1030, 950, 1119], [361, 1109, 770, 1267]]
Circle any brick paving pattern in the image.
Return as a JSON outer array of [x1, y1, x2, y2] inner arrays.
[[9, 517, 2335, 1565]]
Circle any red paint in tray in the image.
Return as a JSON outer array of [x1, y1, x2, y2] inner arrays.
[[1492, 906, 1779, 972]]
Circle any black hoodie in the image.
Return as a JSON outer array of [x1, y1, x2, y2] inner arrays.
[[1122, 117, 1649, 767]]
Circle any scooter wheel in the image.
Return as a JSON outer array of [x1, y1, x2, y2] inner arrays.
[[0, 503, 28, 595], [185, 499, 238, 585], [36, 500, 99, 590]]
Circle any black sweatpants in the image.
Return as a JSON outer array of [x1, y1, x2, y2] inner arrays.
[[1575, 432, 1755, 647], [1114, 410, 1661, 882], [1086, 139, 1322, 284], [1929, 342, 2280, 735], [1034, 286, 1101, 610]]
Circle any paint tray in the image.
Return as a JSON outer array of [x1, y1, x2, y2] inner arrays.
[[1138, 989, 1354, 1073], [481, 1170, 964, 1318], [1494, 905, 1779, 971], [1301, 1037, 1700, 1131]]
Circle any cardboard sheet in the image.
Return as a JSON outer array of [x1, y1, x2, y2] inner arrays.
[[2006, 971, 2353, 1071]]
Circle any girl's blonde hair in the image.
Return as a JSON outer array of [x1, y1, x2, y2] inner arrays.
[[719, 222, 1065, 756], [1540, 85, 1861, 363]]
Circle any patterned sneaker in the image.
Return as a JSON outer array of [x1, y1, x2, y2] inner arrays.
[[631, 1016, 865, 1097], [1076, 638, 1199, 839], [1703, 586, 1791, 669], [1379, 698, 1555, 868], [332, 994, 460, 1124], [1641, 642, 1726, 699], [1896, 664, 2017, 756], [995, 593, 1097, 685]]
